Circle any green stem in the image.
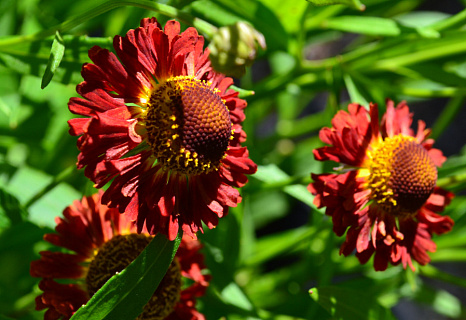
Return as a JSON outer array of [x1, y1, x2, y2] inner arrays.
[[431, 95, 466, 140], [0, 0, 217, 48], [296, 3, 313, 66], [23, 165, 75, 210], [302, 35, 417, 72], [395, 87, 466, 98], [121, 0, 218, 38], [304, 5, 345, 30], [247, 70, 299, 102], [254, 174, 310, 190], [431, 8, 466, 32], [367, 40, 466, 71], [420, 264, 466, 288], [437, 172, 466, 189]]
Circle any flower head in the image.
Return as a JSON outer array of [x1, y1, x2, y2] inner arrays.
[[30, 191, 210, 320], [308, 100, 454, 271], [68, 17, 257, 240]]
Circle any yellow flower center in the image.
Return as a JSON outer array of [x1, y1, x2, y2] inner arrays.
[[362, 134, 437, 218], [145, 76, 233, 175], [86, 234, 182, 320]]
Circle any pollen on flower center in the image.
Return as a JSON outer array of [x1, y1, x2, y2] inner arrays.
[[144, 76, 233, 175], [364, 134, 437, 218], [86, 234, 182, 320]]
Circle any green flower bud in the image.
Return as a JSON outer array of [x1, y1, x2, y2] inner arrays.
[[208, 21, 266, 78]]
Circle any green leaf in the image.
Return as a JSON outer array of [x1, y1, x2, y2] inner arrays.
[[6, 166, 79, 228], [395, 11, 451, 29], [0, 188, 26, 226], [244, 226, 315, 266], [306, 0, 365, 11], [343, 73, 368, 106], [249, 190, 289, 229], [356, 31, 466, 71], [323, 16, 401, 36], [220, 282, 254, 311], [283, 184, 315, 207], [254, 164, 290, 184], [0, 35, 111, 86], [41, 31, 65, 89], [70, 233, 181, 320], [420, 264, 466, 289], [431, 290, 461, 318], [310, 286, 396, 320], [0, 221, 49, 314]]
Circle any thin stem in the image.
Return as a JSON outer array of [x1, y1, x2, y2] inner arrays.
[[431, 95, 466, 140], [367, 40, 466, 71], [0, 0, 217, 48], [296, 3, 313, 66], [420, 264, 466, 288], [395, 87, 466, 98], [431, 8, 466, 32], [254, 174, 310, 190], [24, 165, 75, 210]]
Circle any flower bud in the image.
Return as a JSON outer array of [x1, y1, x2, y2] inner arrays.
[[208, 21, 266, 78]]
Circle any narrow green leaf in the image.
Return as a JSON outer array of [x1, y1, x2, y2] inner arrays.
[[431, 8, 466, 32], [41, 31, 65, 89], [306, 0, 365, 11], [254, 164, 290, 184], [343, 73, 368, 106], [366, 32, 466, 70], [70, 233, 181, 320], [244, 226, 315, 266], [430, 248, 466, 262], [310, 286, 396, 320], [420, 264, 466, 288], [283, 184, 315, 207], [323, 16, 401, 36]]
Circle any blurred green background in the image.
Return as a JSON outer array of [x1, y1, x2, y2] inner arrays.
[[1, 0, 466, 319]]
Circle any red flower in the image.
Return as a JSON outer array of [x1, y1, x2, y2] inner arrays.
[[308, 100, 454, 271], [30, 191, 210, 320], [68, 17, 257, 241]]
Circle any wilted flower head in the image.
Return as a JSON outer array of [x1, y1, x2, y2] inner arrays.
[[68, 17, 257, 241], [30, 191, 210, 320], [308, 100, 454, 271], [208, 21, 266, 78]]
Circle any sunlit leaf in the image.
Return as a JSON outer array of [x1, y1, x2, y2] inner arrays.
[[306, 0, 365, 11], [323, 16, 401, 36], [41, 31, 65, 89], [220, 282, 254, 311]]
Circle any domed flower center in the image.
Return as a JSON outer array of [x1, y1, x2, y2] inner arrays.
[[365, 134, 437, 218], [145, 76, 232, 175], [86, 234, 182, 320]]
